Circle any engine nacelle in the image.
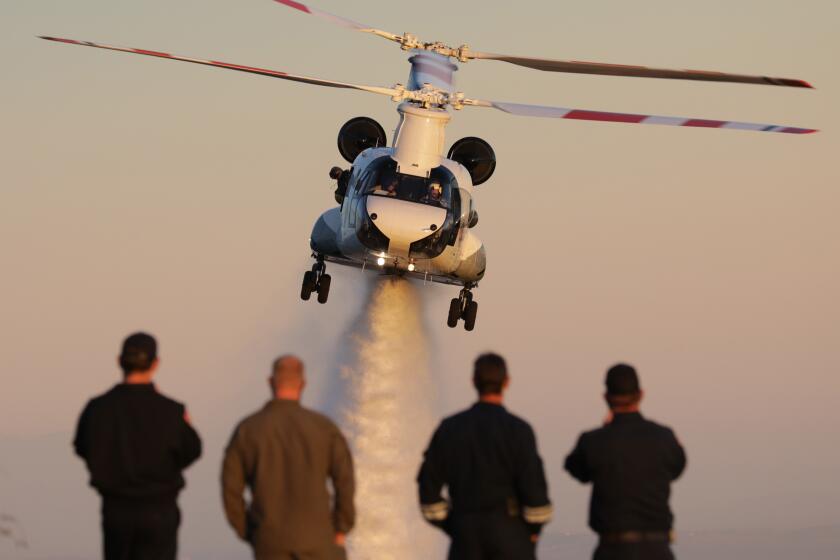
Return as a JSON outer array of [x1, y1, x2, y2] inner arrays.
[[337, 117, 388, 163], [447, 137, 496, 186]]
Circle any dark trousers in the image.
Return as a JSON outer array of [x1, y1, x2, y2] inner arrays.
[[447, 511, 536, 560], [593, 542, 674, 560], [101, 501, 180, 560]]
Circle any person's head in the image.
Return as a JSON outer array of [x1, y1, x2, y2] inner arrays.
[[473, 353, 509, 400], [269, 354, 305, 400], [429, 182, 442, 200], [379, 169, 397, 188], [604, 363, 643, 412], [118, 332, 159, 381]]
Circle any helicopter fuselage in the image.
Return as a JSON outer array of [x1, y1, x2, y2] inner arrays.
[[310, 145, 486, 285]]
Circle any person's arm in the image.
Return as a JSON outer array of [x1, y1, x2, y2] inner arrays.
[[564, 433, 592, 483], [175, 406, 202, 469], [329, 427, 356, 539], [221, 426, 249, 541], [516, 425, 553, 538], [666, 429, 687, 480], [338, 169, 351, 194], [416, 425, 450, 532], [72, 402, 92, 459]]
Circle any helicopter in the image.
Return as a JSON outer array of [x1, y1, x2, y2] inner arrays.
[[41, 0, 815, 331]]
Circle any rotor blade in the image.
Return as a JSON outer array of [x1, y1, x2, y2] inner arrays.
[[468, 52, 812, 89], [272, 0, 401, 43], [39, 36, 399, 97], [465, 99, 816, 134]]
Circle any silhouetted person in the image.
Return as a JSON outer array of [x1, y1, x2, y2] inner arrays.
[[222, 355, 355, 560], [418, 353, 552, 559], [329, 166, 351, 204], [375, 168, 398, 197], [565, 364, 687, 560], [74, 332, 202, 560]]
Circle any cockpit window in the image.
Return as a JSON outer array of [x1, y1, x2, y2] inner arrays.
[[361, 157, 455, 209]]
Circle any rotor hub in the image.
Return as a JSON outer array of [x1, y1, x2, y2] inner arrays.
[[397, 32, 470, 61]]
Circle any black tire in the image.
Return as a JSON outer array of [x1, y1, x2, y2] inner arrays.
[[317, 274, 332, 304], [463, 300, 478, 331], [301, 271, 314, 301], [447, 298, 461, 328]]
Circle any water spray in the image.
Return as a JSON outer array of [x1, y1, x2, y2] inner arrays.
[[338, 278, 442, 559]]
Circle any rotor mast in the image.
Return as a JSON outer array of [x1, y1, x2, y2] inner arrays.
[[389, 51, 459, 177], [392, 102, 451, 178]]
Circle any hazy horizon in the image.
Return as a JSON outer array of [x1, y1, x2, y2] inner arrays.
[[2, 0, 838, 558]]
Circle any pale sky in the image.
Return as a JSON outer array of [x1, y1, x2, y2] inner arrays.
[[1, 0, 838, 558]]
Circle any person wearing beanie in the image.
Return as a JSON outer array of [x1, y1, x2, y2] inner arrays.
[[565, 364, 686, 560], [73, 332, 202, 560]]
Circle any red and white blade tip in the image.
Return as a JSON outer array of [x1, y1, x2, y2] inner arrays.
[[489, 102, 817, 134], [272, 0, 372, 31]]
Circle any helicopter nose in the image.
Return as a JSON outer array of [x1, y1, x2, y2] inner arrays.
[[365, 196, 446, 252]]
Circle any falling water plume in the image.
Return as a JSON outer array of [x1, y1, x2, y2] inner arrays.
[[338, 277, 441, 559]]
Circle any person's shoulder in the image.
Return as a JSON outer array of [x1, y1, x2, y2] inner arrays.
[[299, 406, 342, 433], [641, 417, 679, 438], [440, 406, 475, 427], [86, 387, 113, 405], [502, 408, 537, 435], [83, 385, 124, 409], [235, 405, 273, 430], [578, 424, 607, 442], [150, 388, 187, 413], [152, 388, 184, 407], [226, 407, 271, 442], [423, 408, 468, 437]]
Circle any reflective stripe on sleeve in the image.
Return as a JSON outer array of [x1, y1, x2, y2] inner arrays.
[[523, 504, 554, 524], [420, 501, 449, 521]]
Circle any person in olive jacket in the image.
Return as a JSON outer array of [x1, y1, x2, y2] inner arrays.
[[74, 332, 202, 560], [222, 355, 355, 560]]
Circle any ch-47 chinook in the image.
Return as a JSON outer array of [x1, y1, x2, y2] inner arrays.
[[41, 0, 815, 331]]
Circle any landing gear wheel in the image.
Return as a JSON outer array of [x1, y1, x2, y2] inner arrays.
[[317, 274, 331, 304], [301, 271, 315, 301], [444, 283, 478, 331], [301, 255, 331, 304], [447, 298, 461, 328], [463, 300, 478, 331]]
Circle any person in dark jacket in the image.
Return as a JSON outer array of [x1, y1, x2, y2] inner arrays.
[[74, 332, 202, 560], [417, 353, 553, 559], [329, 166, 351, 204], [222, 355, 355, 560], [565, 364, 687, 560]]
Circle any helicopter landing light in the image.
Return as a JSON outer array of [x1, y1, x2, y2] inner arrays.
[[376, 257, 386, 266]]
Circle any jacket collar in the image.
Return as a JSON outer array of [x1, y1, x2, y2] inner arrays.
[[115, 382, 155, 391], [611, 411, 643, 424], [265, 398, 301, 409], [472, 401, 506, 411]]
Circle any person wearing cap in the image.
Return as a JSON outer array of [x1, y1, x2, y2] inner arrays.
[[565, 364, 687, 560], [417, 353, 552, 559], [73, 332, 202, 560], [421, 180, 444, 206], [221, 355, 355, 560]]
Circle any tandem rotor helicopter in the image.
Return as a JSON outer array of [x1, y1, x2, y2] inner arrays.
[[41, 0, 815, 331]]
